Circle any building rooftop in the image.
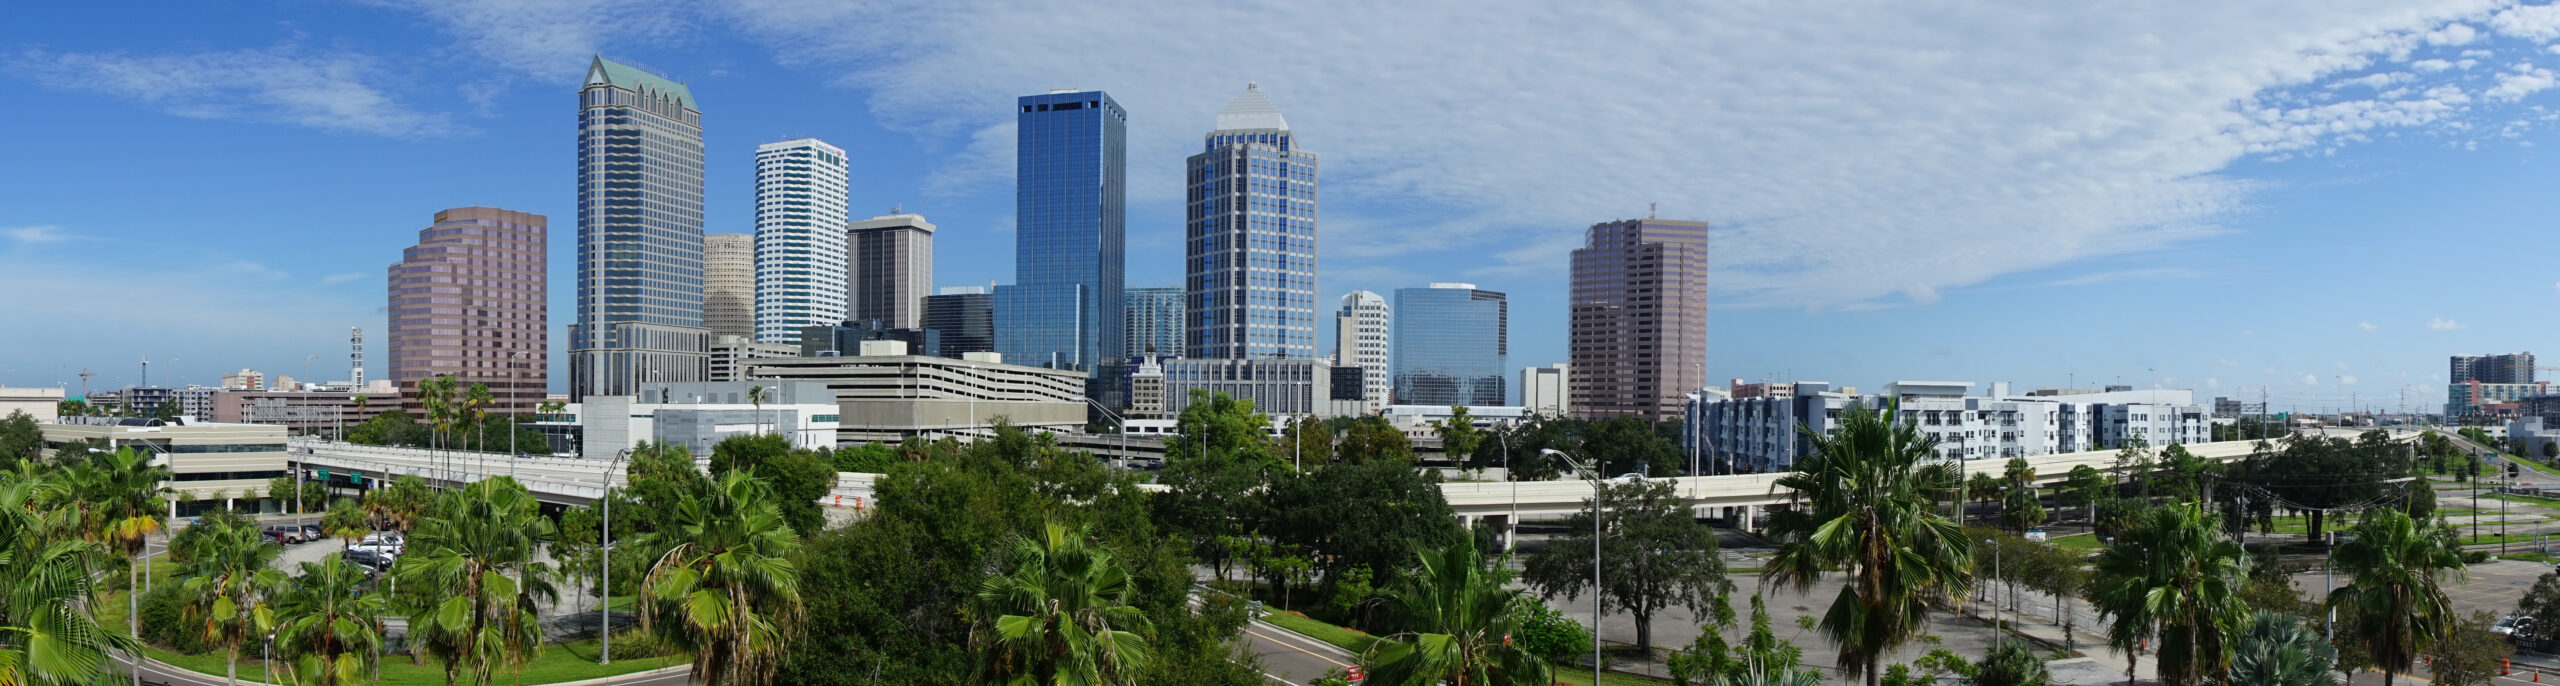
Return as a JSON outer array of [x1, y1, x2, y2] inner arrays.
[[585, 56, 696, 110], [1213, 82, 1290, 133]]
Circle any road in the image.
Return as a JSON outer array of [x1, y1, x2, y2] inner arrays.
[[112, 653, 693, 686], [1237, 618, 1359, 684]]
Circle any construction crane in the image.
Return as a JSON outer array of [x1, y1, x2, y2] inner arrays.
[[77, 368, 97, 403]]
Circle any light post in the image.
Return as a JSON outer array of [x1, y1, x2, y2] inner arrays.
[[1500, 431, 1515, 553], [601, 447, 633, 665], [1542, 447, 1602, 686], [1083, 398, 1130, 467]]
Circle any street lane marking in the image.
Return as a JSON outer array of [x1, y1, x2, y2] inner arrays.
[[1242, 625, 1355, 670]]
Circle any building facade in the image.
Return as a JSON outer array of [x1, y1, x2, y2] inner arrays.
[[995, 90, 1127, 397], [1159, 358, 1333, 418], [1567, 218, 1708, 423], [222, 369, 267, 392], [0, 387, 64, 423], [744, 352, 1090, 442], [1125, 286, 1185, 357], [846, 212, 935, 329], [709, 335, 798, 382], [1521, 364, 1569, 416], [2450, 381, 2554, 419], [751, 138, 851, 344], [43, 418, 289, 509], [1690, 381, 2213, 473], [801, 321, 940, 359], [1187, 83, 1319, 361], [1334, 291, 1390, 410], [703, 233, 756, 340], [1392, 284, 1507, 407], [571, 56, 709, 401], [923, 287, 995, 355], [211, 384, 405, 437], [2453, 352, 2536, 385], [388, 206, 548, 413]]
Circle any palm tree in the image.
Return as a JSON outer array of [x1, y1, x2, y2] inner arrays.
[[2088, 501, 2247, 686], [1763, 402, 1973, 686], [351, 395, 369, 440], [72, 446, 173, 643], [175, 513, 285, 686], [420, 374, 457, 481], [2229, 610, 2337, 686], [395, 476, 557, 686], [1360, 538, 1551, 686], [640, 469, 805, 686], [0, 468, 142, 686], [271, 557, 388, 686], [746, 384, 767, 436], [2327, 507, 2463, 686], [464, 383, 493, 474], [322, 497, 369, 551], [972, 521, 1151, 685]]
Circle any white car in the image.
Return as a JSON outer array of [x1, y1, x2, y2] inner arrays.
[[2493, 615, 2534, 636]]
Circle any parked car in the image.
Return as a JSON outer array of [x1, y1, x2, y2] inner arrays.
[[342, 548, 396, 569], [300, 524, 324, 540], [2024, 529, 2049, 543], [2495, 614, 2535, 636], [262, 525, 308, 544], [1611, 473, 1646, 483]]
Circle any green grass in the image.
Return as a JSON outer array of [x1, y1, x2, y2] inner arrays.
[[1261, 610, 1381, 653], [2048, 534, 2105, 550], [95, 563, 685, 685], [2502, 551, 2558, 563], [2458, 531, 2551, 546], [1548, 669, 1681, 685], [2484, 492, 2560, 508]]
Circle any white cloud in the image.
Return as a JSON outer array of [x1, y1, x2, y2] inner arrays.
[[2429, 317, 2467, 329], [2206, 377, 2222, 389], [2341, 375, 2361, 385], [2214, 357, 2241, 367], [374, 0, 2560, 308], [2042, 267, 2201, 287], [6, 225, 66, 244], [2358, 320, 2380, 332], [6, 47, 461, 137], [2491, 3, 2560, 41], [2488, 63, 2560, 100], [2302, 374, 2321, 386], [319, 272, 366, 286]]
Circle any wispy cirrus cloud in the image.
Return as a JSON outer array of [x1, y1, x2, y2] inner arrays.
[[2044, 267, 2202, 288], [2429, 317, 2468, 329], [5, 46, 463, 137], [2358, 320, 2381, 333], [5, 225, 67, 244]]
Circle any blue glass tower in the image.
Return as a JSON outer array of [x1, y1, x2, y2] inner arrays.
[[1391, 283, 1508, 406], [570, 56, 709, 401], [995, 90, 1127, 398], [1188, 83, 1319, 360]]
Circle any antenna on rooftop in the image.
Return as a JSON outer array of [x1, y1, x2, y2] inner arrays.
[[1648, 202, 1657, 219]]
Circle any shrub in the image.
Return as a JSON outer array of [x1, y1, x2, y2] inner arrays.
[[606, 628, 677, 659], [138, 584, 212, 654], [1515, 603, 1591, 663]]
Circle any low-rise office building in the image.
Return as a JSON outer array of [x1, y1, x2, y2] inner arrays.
[[710, 335, 798, 382], [211, 383, 406, 436], [536, 381, 840, 459], [745, 347, 1088, 442], [43, 417, 288, 510], [1160, 358, 1334, 418], [1689, 380, 2212, 473], [0, 387, 65, 422], [2451, 381, 2554, 421]]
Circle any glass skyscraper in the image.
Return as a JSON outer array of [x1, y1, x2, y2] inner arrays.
[[1125, 286, 1185, 357], [1568, 218, 1709, 422], [995, 90, 1126, 398], [752, 138, 850, 344], [1187, 83, 1319, 360], [1392, 283, 1508, 407], [570, 56, 709, 401]]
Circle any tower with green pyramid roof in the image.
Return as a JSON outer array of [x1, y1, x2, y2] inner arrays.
[[570, 56, 710, 400]]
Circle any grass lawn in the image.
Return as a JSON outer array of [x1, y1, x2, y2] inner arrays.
[[2486, 492, 2560, 509], [2049, 534, 2105, 551], [1261, 611, 1380, 653], [95, 563, 685, 686], [2458, 531, 2554, 546]]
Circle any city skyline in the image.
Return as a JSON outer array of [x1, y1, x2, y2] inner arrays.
[[14, 3, 2560, 411]]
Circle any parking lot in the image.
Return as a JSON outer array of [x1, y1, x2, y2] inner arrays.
[[2294, 556, 2551, 619]]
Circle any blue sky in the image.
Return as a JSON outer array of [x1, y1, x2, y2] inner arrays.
[[6, 1, 2560, 413]]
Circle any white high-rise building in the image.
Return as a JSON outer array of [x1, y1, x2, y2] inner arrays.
[[1334, 291, 1390, 409], [1188, 83, 1319, 360], [1522, 364, 1569, 416], [753, 138, 851, 344]]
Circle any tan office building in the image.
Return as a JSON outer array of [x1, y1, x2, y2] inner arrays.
[[704, 233, 756, 340]]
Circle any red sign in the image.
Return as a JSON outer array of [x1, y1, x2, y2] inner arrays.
[[1348, 666, 1364, 683]]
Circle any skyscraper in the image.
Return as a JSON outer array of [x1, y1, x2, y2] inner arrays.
[[1125, 286, 1185, 357], [1188, 83, 1320, 360], [1334, 291, 1390, 409], [703, 233, 755, 340], [753, 138, 851, 343], [388, 207, 547, 413], [571, 56, 708, 400], [846, 212, 935, 329], [995, 89, 1126, 396], [2451, 352, 2535, 384], [1568, 218, 1709, 422], [1392, 283, 1507, 407], [923, 286, 995, 356]]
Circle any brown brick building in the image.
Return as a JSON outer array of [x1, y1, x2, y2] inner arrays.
[[387, 207, 547, 414]]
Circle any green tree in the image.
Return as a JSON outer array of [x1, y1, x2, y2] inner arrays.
[[271, 557, 389, 685], [2515, 573, 2560, 635], [362, 474, 433, 541], [641, 469, 806, 686], [747, 384, 768, 435], [708, 433, 839, 536], [1273, 414, 1336, 469], [174, 512, 285, 686], [2238, 432, 2413, 544], [973, 521, 1152, 685], [2327, 507, 2464, 686], [0, 410, 41, 469], [0, 467, 142, 686], [2000, 457, 2046, 534], [1584, 415, 1677, 476], [1156, 425, 1275, 588], [1764, 402, 1973, 686], [1669, 593, 1819, 686], [72, 446, 172, 644], [552, 505, 602, 618], [1514, 603, 1591, 665], [463, 382, 493, 455], [1262, 459, 1465, 599], [55, 399, 89, 418], [1965, 472, 2004, 526], [321, 497, 369, 550], [1971, 641, 2053, 686], [1360, 538, 1551, 686], [1522, 478, 1730, 655], [2230, 610, 2337, 686], [1336, 415, 1416, 464], [830, 443, 898, 473], [154, 400, 182, 421], [2089, 501, 2247, 686], [1435, 406, 1484, 470], [418, 374, 458, 473], [621, 441, 714, 538], [2427, 611, 2510, 686], [396, 477, 557, 686]]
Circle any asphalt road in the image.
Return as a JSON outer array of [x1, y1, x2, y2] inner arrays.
[[1236, 617, 1358, 684], [112, 653, 695, 686]]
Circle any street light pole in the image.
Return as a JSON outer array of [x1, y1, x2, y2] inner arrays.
[[601, 447, 633, 665], [1501, 431, 1515, 553], [1543, 447, 1601, 686]]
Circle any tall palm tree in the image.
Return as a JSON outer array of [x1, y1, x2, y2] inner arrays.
[[2228, 610, 2337, 686], [746, 385, 767, 436], [322, 497, 369, 551], [1763, 401, 1973, 686], [2088, 501, 2248, 686], [175, 514, 285, 686], [394, 476, 557, 686], [1361, 538, 1551, 686], [420, 374, 457, 481], [2327, 507, 2463, 686], [972, 521, 1151, 685], [640, 469, 805, 686], [0, 468, 142, 686], [464, 383, 493, 474], [271, 557, 388, 686], [82, 447, 173, 646]]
